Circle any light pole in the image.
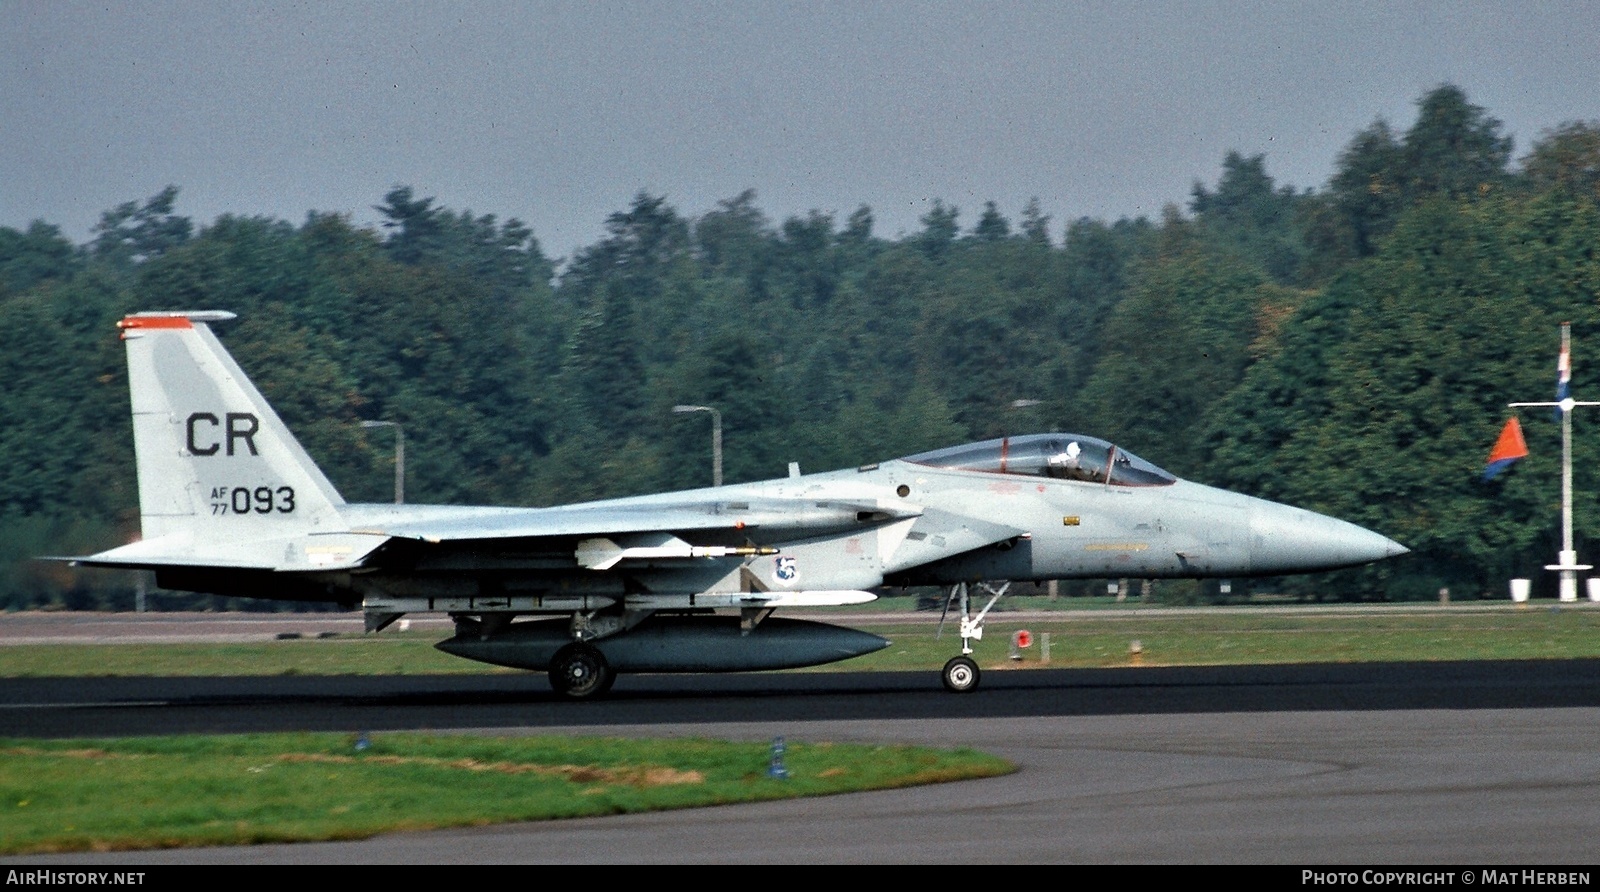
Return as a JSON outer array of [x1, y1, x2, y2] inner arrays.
[[360, 420, 405, 504], [672, 404, 722, 487]]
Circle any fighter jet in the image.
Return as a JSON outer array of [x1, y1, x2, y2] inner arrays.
[[68, 311, 1408, 696]]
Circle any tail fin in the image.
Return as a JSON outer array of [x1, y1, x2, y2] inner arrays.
[[118, 311, 347, 545]]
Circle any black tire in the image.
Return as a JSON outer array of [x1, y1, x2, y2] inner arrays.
[[942, 655, 980, 693], [549, 643, 614, 699], [593, 662, 618, 696]]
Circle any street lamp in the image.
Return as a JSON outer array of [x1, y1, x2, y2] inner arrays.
[[360, 420, 405, 504], [672, 404, 722, 487]]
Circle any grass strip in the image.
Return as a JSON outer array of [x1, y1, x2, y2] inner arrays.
[[932, 609, 1600, 668], [0, 732, 1013, 854], [4, 609, 1600, 676]]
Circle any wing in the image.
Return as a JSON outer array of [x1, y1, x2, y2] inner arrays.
[[351, 495, 920, 545], [354, 495, 1026, 577]]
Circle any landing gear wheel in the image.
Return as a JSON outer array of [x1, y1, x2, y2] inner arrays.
[[549, 643, 614, 699], [942, 655, 980, 693]]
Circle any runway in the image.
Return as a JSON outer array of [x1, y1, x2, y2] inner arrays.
[[5, 661, 1600, 863]]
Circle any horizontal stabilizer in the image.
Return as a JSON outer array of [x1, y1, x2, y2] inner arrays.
[[68, 531, 387, 572]]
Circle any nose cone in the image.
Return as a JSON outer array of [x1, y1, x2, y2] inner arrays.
[[1248, 499, 1409, 574]]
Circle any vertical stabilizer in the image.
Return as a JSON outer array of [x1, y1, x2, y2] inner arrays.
[[119, 312, 347, 544]]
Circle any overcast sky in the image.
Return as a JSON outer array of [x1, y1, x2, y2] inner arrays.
[[5, 1, 1600, 263]]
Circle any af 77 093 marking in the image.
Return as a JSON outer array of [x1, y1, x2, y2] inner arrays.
[[209, 485, 296, 515]]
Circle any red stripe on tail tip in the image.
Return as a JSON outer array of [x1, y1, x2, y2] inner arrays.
[[117, 316, 194, 330]]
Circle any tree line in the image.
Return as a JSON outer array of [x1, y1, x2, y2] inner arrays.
[[3, 84, 1599, 609]]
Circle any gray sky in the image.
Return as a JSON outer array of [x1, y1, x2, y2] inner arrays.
[[5, 1, 1600, 263]]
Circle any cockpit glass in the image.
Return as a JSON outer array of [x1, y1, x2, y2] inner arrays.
[[901, 434, 1175, 486]]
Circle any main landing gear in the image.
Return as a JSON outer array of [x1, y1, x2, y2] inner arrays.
[[937, 581, 1009, 693], [549, 642, 615, 699]]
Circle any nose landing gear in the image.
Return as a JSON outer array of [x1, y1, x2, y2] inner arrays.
[[936, 581, 1009, 692]]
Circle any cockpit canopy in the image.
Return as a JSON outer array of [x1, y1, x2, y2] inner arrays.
[[901, 434, 1176, 487]]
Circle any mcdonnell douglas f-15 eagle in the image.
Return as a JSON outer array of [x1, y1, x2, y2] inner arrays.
[[66, 311, 1408, 696]]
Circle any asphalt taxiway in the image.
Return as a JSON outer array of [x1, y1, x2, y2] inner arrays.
[[4, 661, 1600, 863]]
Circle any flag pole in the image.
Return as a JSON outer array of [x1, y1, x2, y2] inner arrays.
[[1509, 322, 1600, 601]]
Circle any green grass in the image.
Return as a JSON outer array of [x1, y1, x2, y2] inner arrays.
[[4, 606, 1600, 677], [0, 732, 1014, 854], [0, 636, 491, 677], [857, 608, 1600, 669]]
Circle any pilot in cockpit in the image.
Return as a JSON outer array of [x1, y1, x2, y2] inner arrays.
[[1046, 440, 1081, 478], [1045, 439, 1107, 482]]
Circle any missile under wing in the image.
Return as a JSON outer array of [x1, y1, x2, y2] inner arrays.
[[66, 311, 1407, 696]]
